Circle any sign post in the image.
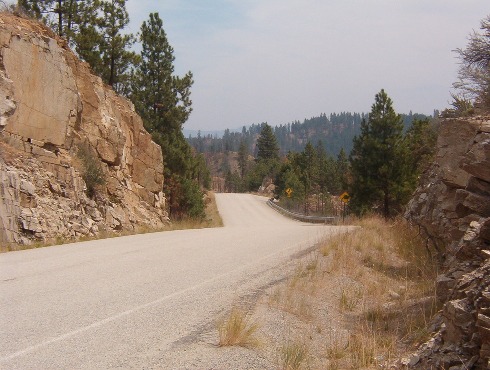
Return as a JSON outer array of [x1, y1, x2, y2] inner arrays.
[[339, 192, 350, 222]]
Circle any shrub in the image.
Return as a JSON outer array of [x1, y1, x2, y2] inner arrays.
[[76, 142, 105, 198]]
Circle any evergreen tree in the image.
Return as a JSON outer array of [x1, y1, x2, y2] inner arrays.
[[18, 0, 78, 38], [97, 0, 136, 94], [132, 13, 205, 219], [18, 0, 133, 93], [274, 161, 304, 201], [247, 123, 280, 191], [70, 1, 105, 70], [256, 123, 279, 162], [18, 0, 45, 18], [193, 153, 211, 190], [404, 118, 437, 178], [335, 148, 349, 194], [349, 89, 411, 218], [132, 12, 193, 133], [237, 139, 249, 179]]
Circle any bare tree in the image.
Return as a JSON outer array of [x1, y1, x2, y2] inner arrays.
[[452, 15, 490, 114]]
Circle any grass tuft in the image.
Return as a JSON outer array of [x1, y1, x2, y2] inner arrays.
[[280, 341, 308, 370], [218, 308, 260, 348], [339, 284, 363, 312]]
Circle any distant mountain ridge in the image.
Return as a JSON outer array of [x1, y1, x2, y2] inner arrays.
[[187, 111, 434, 157]]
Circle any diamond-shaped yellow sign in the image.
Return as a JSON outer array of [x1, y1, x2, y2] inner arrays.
[[285, 188, 293, 197], [340, 191, 350, 203]]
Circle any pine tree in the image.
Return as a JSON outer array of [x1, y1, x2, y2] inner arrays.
[[18, 0, 46, 19], [18, 0, 78, 37], [298, 142, 317, 214], [256, 123, 279, 162], [237, 139, 249, 179], [336, 148, 349, 194], [349, 89, 411, 218], [246, 123, 280, 191], [274, 161, 304, 201], [132, 12, 193, 133], [70, 0, 105, 70], [97, 0, 136, 94], [131, 13, 205, 219]]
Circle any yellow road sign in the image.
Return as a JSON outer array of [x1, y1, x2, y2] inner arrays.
[[340, 191, 350, 203], [285, 188, 293, 198]]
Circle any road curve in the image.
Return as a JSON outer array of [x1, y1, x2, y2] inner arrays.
[[0, 193, 352, 369]]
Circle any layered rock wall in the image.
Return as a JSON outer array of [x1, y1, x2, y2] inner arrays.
[[406, 117, 490, 369], [0, 13, 167, 246]]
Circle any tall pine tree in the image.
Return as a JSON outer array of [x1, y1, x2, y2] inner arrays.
[[18, 0, 85, 38], [132, 13, 204, 219], [349, 89, 411, 218], [132, 12, 193, 134], [256, 123, 279, 162], [98, 0, 136, 94], [70, 0, 105, 70]]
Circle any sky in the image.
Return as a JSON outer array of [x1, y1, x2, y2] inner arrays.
[[126, 1, 490, 131]]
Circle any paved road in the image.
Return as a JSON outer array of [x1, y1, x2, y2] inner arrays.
[[0, 193, 351, 369]]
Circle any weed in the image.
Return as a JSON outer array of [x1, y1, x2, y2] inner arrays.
[[340, 285, 363, 312], [348, 331, 376, 369], [76, 142, 105, 198], [280, 341, 308, 370], [326, 331, 347, 360], [218, 308, 260, 348]]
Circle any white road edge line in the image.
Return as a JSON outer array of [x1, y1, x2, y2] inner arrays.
[[1, 233, 331, 363]]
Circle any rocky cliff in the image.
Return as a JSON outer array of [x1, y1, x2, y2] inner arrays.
[[405, 116, 490, 369], [0, 13, 167, 247]]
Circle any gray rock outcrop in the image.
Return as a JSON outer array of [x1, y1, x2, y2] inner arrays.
[[0, 13, 168, 247], [405, 116, 490, 369]]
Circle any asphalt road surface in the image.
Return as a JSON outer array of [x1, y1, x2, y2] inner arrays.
[[0, 193, 351, 369]]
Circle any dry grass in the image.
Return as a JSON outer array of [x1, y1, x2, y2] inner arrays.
[[339, 283, 363, 312], [247, 215, 439, 369], [218, 308, 260, 348], [268, 262, 317, 321], [280, 341, 308, 370], [318, 215, 438, 368]]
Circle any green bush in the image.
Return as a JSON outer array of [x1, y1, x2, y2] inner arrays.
[[77, 143, 105, 198]]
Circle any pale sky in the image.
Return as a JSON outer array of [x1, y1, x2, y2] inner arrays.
[[126, 1, 490, 131]]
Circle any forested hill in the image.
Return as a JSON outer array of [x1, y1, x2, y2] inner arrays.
[[187, 111, 434, 157]]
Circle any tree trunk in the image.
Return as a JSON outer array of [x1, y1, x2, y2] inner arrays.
[[57, 0, 63, 36], [383, 189, 390, 219]]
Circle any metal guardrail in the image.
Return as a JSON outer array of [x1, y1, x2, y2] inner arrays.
[[267, 199, 337, 224]]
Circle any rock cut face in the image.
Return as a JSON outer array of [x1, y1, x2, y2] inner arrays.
[[0, 13, 167, 245], [2, 33, 79, 146], [405, 117, 490, 369]]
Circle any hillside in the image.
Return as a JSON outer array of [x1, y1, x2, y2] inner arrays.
[[187, 111, 433, 158], [188, 111, 434, 191]]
